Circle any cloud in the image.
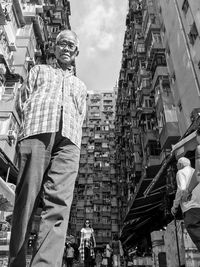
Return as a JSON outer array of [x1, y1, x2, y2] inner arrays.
[[70, 0, 128, 91], [73, 0, 125, 55]]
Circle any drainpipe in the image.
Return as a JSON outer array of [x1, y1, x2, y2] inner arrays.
[[6, 166, 10, 183]]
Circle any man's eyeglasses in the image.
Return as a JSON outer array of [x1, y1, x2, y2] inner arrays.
[[57, 41, 77, 52]]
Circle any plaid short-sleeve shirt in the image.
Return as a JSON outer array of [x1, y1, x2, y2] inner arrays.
[[16, 64, 87, 148]]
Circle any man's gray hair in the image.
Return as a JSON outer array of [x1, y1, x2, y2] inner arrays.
[[56, 30, 79, 49], [178, 157, 191, 168]]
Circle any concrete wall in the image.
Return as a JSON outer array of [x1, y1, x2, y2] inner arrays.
[[158, 0, 200, 135]]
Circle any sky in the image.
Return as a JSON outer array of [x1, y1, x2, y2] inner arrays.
[[70, 0, 128, 92]]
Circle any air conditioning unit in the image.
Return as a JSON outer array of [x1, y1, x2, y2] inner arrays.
[[8, 130, 17, 141], [8, 42, 17, 51]]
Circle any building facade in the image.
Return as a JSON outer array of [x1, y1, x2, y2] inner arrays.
[[68, 89, 119, 248], [115, 0, 200, 257]]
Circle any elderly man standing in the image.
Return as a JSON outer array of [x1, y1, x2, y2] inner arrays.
[[171, 157, 200, 252], [8, 30, 87, 267]]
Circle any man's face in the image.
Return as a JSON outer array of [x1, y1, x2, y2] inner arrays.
[[55, 32, 78, 65]]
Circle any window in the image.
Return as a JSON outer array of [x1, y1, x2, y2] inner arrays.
[[152, 32, 162, 44], [178, 100, 182, 112], [148, 141, 161, 156], [188, 22, 198, 45], [182, 0, 189, 15], [142, 97, 152, 108], [50, 26, 60, 33], [137, 43, 145, 53], [53, 11, 62, 19], [4, 82, 15, 95]]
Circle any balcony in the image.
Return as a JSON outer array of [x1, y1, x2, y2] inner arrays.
[[101, 211, 111, 216], [77, 211, 84, 218], [33, 15, 45, 43], [110, 168, 115, 174], [93, 199, 103, 205], [80, 149, 87, 155], [159, 122, 180, 149], [22, 3, 38, 21], [85, 200, 92, 206], [0, 47, 14, 74], [88, 158, 94, 164], [144, 16, 160, 41], [133, 143, 141, 153], [151, 66, 168, 91], [96, 236, 111, 243], [78, 177, 86, 184], [137, 106, 154, 120], [93, 176, 101, 182], [146, 155, 161, 168], [79, 158, 87, 164], [78, 168, 87, 174], [143, 130, 157, 149], [51, 15, 62, 24], [102, 176, 110, 182], [102, 187, 111, 193], [63, 0, 71, 14], [135, 162, 142, 172], [93, 223, 111, 230], [147, 41, 165, 70]]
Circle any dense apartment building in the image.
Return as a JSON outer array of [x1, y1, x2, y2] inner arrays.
[[68, 89, 119, 248], [0, 0, 71, 264], [115, 0, 200, 261]]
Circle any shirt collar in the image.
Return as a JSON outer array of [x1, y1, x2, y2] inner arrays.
[[48, 58, 74, 74]]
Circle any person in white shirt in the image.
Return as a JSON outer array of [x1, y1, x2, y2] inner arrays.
[[79, 220, 96, 267], [171, 157, 200, 252]]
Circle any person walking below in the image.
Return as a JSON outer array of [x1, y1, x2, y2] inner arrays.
[[95, 250, 102, 267], [105, 243, 112, 267], [8, 29, 87, 267], [171, 157, 200, 252], [101, 250, 108, 267], [111, 234, 123, 267], [65, 243, 75, 267], [79, 220, 96, 267]]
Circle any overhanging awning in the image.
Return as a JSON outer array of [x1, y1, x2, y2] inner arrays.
[[125, 192, 163, 222], [121, 175, 166, 247], [0, 177, 15, 212], [171, 130, 197, 159], [121, 118, 200, 248]]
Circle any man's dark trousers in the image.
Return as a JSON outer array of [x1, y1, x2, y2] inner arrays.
[[184, 207, 200, 252], [8, 129, 80, 267]]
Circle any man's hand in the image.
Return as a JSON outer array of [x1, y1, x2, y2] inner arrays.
[[181, 189, 192, 202], [171, 206, 177, 216]]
